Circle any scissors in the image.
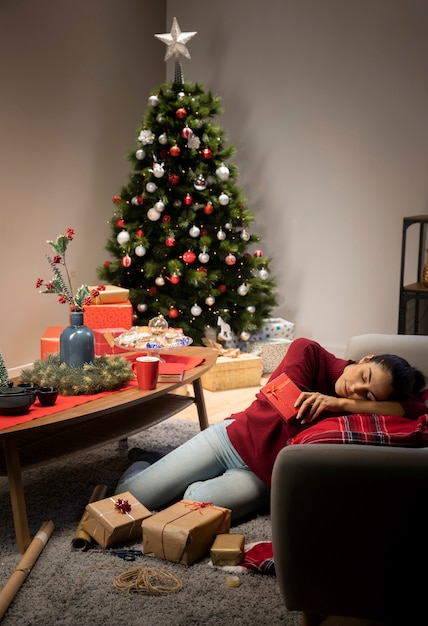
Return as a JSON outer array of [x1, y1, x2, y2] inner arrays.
[[112, 549, 143, 561]]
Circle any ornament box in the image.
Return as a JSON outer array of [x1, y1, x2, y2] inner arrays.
[[142, 500, 231, 566], [83, 301, 133, 331], [210, 533, 245, 566], [245, 339, 293, 374], [200, 353, 263, 391], [81, 492, 152, 549]]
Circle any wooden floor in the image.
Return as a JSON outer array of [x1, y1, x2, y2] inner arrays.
[[176, 376, 269, 424]]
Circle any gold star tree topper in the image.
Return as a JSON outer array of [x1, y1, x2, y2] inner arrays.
[[155, 17, 197, 61]]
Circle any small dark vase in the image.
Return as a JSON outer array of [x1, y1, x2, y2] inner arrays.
[[60, 311, 95, 368]]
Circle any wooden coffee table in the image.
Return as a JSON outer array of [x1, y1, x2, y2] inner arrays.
[[0, 346, 217, 552]]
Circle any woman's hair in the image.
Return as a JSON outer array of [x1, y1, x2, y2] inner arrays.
[[368, 354, 426, 399]]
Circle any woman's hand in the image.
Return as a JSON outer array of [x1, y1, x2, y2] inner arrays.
[[295, 392, 346, 423]]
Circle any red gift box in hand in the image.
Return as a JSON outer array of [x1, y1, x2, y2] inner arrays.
[[260, 372, 302, 422]]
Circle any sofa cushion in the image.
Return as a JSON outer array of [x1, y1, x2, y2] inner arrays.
[[289, 413, 428, 447]]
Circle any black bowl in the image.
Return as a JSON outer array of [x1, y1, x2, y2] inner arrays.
[[0, 388, 37, 416], [37, 386, 58, 407]]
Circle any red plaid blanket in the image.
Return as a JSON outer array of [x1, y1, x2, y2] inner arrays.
[[289, 413, 428, 446]]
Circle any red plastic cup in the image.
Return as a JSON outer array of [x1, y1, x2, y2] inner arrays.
[[132, 356, 160, 390]]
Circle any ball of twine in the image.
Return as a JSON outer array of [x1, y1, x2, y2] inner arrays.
[[114, 567, 183, 595]]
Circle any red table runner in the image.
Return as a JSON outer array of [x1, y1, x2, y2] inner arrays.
[[0, 353, 204, 432]]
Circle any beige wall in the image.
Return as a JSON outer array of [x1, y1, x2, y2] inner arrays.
[[1, 1, 428, 373]]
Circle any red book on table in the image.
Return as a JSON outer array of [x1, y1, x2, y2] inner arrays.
[[260, 373, 302, 421]]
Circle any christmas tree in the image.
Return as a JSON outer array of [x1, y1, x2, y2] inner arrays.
[[97, 18, 277, 346], [0, 351, 9, 387]]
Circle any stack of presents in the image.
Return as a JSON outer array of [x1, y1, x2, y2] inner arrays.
[[41, 286, 295, 392], [80, 490, 243, 568], [40, 286, 133, 360]]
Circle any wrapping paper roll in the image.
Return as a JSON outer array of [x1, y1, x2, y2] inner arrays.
[[71, 484, 108, 551], [0, 520, 54, 620]]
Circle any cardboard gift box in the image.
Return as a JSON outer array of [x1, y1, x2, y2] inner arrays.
[[210, 533, 245, 566], [83, 301, 133, 331], [93, 327, 129, 356], [201, 353, 263, 392], [245, 338, 293, 374], [142, 500, 231, 565], [251, 318, 295, 342], [81, 492, 152, 549], [40, 326, 65, 359], [89, 285, 130, 305]]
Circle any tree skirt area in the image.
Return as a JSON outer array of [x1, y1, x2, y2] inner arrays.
[[0, 418, 301, 626]]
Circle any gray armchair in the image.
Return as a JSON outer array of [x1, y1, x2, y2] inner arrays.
[[271, 334, 428, 626]]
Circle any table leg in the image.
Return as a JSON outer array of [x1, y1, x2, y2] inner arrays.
[[192, 377, 209, 430], [3, 439, 31, 553]]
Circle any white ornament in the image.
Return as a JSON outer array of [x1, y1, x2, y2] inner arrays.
[[154, 200, 165, 213], [156, 114, 163, 123], [137, 303, 147, 312], [116, 230, 130, 245], [219, 192, 229, 206], [152, 163, 165, 178], [246, 305, 256, 314], [155, 276, 165, 286], [138, 129, 155, 145], [194, 175, 206, 191], [240, 331, 251, 341], [217, 229, 226, 241], [205, 295, 215, 306], [188, 135, 201, 150], [259, 268, 269, 280], [178, 91, 185, 99], [158, 133, 168, 145], [136, 148, 145, 160], [198, 251, 210, 263], [237, 283, 249, 296], [154, 17, 197, 61], [131, 196, 142, 206], [225, 222, 233, 230], [189, 225, 200, 238], [148, 95, 159, 106], [146, 182, 157, 193], [191, 304, 202, 316], [135, 245, 146, 257], [147, 208, 161, 221], [240, 228, 250, 241], [216, 165, 230, 181]]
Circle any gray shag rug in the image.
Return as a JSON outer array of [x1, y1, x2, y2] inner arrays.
[[0, 418, 301, 626]]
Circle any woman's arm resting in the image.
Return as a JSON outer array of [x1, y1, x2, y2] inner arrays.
[[295, 392, 405, 423]]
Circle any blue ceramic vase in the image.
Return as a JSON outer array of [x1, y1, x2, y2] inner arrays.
[[60, 311, 95, 367]]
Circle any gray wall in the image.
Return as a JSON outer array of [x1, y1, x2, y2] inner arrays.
[[1, 0, 428, 373]]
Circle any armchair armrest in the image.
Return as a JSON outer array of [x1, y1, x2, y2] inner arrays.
[[271, 444, 428, 623]]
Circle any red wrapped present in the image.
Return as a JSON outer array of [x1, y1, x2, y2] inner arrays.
[[93, 327, 129, 356], [40, 326, 65, 360], [83, 301, 133, 331]]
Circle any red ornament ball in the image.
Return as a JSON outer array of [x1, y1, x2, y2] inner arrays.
[[202, 148, 212, 160], [170, 145, 181, 157], [168, 174, 180, 185], [203, 203, 214, 215], [201, 229, 208, 236], [116, 218, 125, 228], [176, 107, 187, 120], [218, 284, 227, 293], [183, 193, 193, 206], [225, 254, 236, 266], [113, 195, 121, 204], [165, 236, 176, 247], [254, 249, 263, 258], [159, 149, 169, 159], [161, 215, 172, 223], [243, 253, 252, 261], [148, 286, 158, 296], [136, 229, 144, 237], [182, 126, 193, 139], [170, 273, 180, 284], [121, 254, 132, 268], [197, 266, 208, 274], [183, 250, 196, 264], [168, 308, 179, 319]]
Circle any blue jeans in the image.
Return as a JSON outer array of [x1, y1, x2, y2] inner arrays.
[[115, 420, 270, 522]]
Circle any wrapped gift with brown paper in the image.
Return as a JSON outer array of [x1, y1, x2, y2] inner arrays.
[[81, 492, 152, 549], [210, 533, 245, 566], [142, 500, 231, 565]]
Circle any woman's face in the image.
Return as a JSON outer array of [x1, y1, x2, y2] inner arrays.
[[335, 359, 394, 402]]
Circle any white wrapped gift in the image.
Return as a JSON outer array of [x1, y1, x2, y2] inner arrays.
[[245, 338, 293, 374], [250, 318, 295, 342]]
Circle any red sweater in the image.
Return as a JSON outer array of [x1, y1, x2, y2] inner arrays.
[[225, 338, 426, 486]]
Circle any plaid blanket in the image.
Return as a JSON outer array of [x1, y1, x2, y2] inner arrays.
[[289, 413, 428, 446]]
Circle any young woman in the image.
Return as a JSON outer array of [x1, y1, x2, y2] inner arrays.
[[115, 338, 426, 521]]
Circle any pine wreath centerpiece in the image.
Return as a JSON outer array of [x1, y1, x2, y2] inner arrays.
[[20, 354, 134, 396]]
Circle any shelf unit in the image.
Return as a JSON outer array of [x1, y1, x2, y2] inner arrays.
[[398, 215, 428, 334]]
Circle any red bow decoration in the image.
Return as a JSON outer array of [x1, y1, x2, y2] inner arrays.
[[114, 498, 132, 514]]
